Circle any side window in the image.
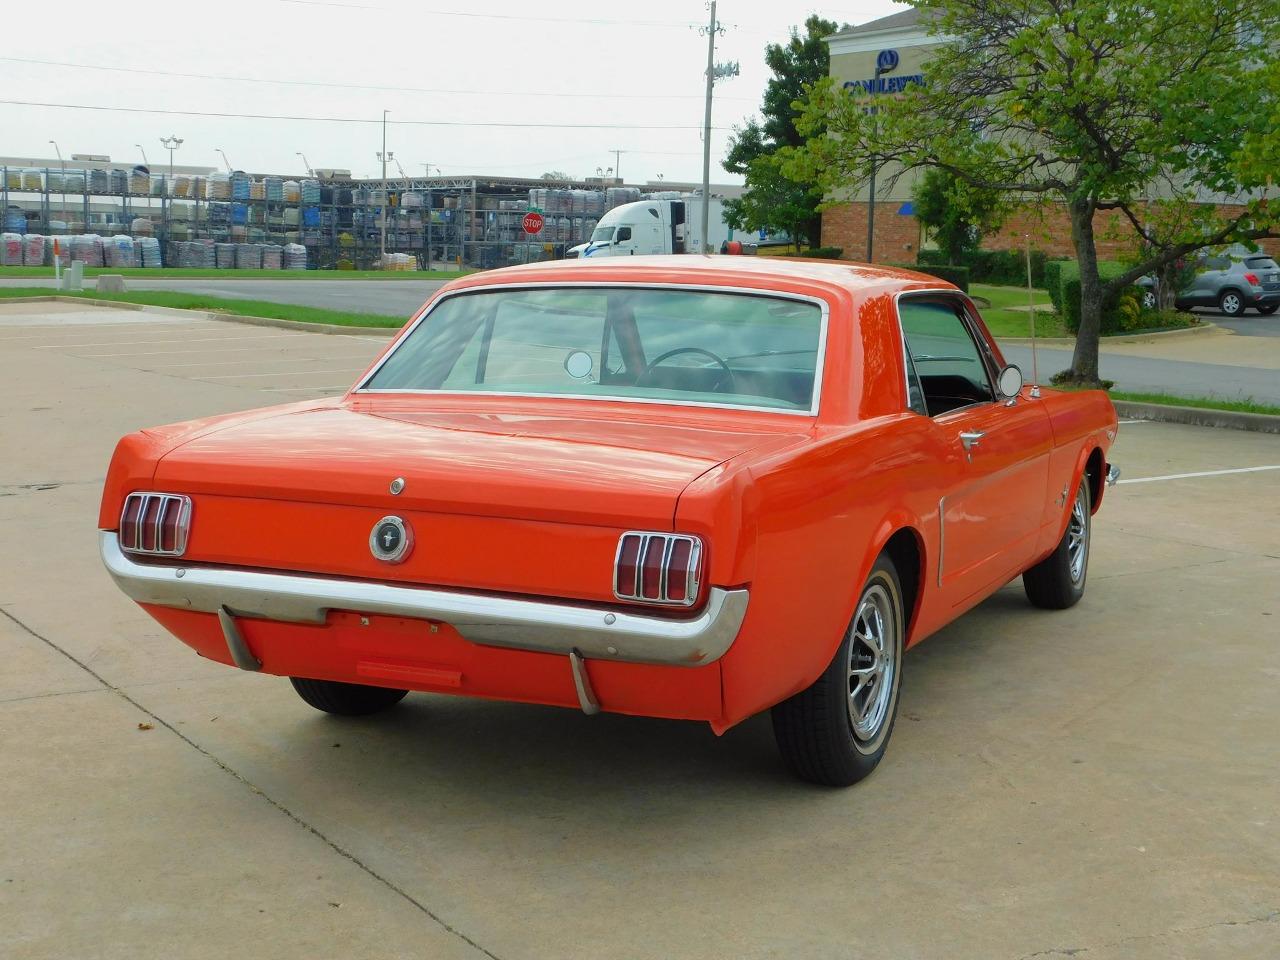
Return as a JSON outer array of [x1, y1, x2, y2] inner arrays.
[[616, 226, 632, 243], [898, 299, 995, 417]]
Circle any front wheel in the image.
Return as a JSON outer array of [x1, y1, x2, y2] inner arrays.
[[1218, 290, 1244, 316], [1140, 289, 1157, 310], [772, 555, 905, 786], [290, 677, 408, 716], [1023, 477, 1091, 609]]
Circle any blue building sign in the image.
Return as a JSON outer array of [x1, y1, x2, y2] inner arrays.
[[844, 48, 923, 95]]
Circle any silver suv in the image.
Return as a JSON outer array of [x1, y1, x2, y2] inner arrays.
[[1138, 253, 1280, 316]]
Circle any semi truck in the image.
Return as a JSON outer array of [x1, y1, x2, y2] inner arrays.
[[578, 196, 745, 258]]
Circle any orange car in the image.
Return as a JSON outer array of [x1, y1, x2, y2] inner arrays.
[[100, 257, 1118, 786]]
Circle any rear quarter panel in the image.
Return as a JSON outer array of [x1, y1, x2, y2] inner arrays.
[[1034, 388, 1118, 556]]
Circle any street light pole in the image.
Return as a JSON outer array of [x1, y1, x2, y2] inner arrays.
[[378, 109, 391, 265], [160, 135, 183, 249], [215, 148, 231, 173], [135, 143, 149, 168], [296, 152, 314, 176], [48, 140, 66, 229], [866, 63, 886, 264]]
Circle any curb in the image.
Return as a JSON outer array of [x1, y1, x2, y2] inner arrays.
[[4, 295, 403, 337], [1113, 400, 1280, 435], [998, 322, 1218, 347]]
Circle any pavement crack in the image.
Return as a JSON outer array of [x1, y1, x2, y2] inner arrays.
[[0, 605, 505, 960], [1013, 909, 1279, 959]]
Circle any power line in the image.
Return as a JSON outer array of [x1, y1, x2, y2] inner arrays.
[[0, 99, 731, 131], [274, 0, 699, 27], [0, 56, 754, 103]]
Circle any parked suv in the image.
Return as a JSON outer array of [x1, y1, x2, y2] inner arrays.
[[1137, 253, 1280, 316]]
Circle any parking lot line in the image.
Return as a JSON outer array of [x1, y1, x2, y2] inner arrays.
[[201, 369, 364, 380], [35, 333, 306, 349], [1118, 464, 1280, 484], [143, 355, 375, 370]]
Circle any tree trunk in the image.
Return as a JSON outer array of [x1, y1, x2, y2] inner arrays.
[[1067, 199, 1103, 385]]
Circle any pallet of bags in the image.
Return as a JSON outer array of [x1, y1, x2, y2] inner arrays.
[[110, 169, 128, 194], [283, 181, 300, 204], [283, 243, 307, 270], [260, 244, 283, 270], [214, 243, 236, 269], [70, 235, 105, 267], [89, 169, 110, 193], [22, 169, 42, 190], [231, 171, 250, 201], [137, 237, 161, 268], [4, 169, 21, 189], [22, 234, 46, 266], [234, 243, 262, 269], [250, 178, 265, 201], [1, 233, 21, 265], [129, 168, 149, 194], [300, 179, 320, 205], [103, 235, 135, 268]]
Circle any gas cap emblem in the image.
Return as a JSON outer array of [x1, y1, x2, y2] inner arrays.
[[370, 516, 413, 564]]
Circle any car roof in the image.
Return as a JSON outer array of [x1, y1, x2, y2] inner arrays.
[[441, 255, 955, 301]]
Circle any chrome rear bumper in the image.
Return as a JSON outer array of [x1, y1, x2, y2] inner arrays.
[[100, 532, 748, 668]]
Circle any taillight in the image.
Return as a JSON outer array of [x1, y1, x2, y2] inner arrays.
[[119, 493, 192, 557], [1245, 272, 1260, 286], [614, 532, 702, 607]]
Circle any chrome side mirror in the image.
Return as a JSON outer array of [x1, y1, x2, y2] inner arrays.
[[564, 350, 594, 380], [997, 364, 1024, 399]]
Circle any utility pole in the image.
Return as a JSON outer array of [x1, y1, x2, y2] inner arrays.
[[866, 58, 888, 263], [700, 2, 718, 254], [610, 149, 625, 183]]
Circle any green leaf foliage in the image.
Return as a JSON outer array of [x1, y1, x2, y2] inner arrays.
[[788, 0, 1280, 383], [723, 15, 839, 248]]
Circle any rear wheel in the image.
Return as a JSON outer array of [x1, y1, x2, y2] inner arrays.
[[289, 677, 408, 716], [772, 555, 904, 786], [1023, 478, 1091, 609], [1218, 290, 1244, 316], [1257, 304, 1278, 315]]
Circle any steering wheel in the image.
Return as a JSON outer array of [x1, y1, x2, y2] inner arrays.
[[638, 347, 737, 393]]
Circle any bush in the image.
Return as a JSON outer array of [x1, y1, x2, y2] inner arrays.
[[917, 248, 1058, 286], [783, 246, 843, 259], [890, 261, 970, 292], [1058, 261, 1143, 334], [1043, 260, 1068, 313]]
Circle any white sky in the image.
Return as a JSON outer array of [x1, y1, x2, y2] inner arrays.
[[1, 0, 905, 183]]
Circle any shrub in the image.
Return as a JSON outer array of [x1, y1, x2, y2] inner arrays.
[[1043, 260, 1068, 313], [890, 261, 970, 292], [1059, 261, 1142, 334], [916, 248, 1058, 286], [784, 246, 844, 259]]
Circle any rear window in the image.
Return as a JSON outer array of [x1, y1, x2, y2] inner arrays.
[[1244, 257, 1278, 271], [361, 286, 826, 413]]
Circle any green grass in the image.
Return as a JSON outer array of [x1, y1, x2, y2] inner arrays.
[[969, 282, 1065, 338], [0, 266, 467, 280], [0, 288, 402, 328], [1109, 391, 1280, 416]]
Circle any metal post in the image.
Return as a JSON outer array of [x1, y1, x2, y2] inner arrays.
[[160, 135, 182, 260], [700, 1, 717, 255], [1026, 233, 1039, 386], [866, 64, 885, 263], [379, 109, 389, 265], [48, 140, 65, 232]]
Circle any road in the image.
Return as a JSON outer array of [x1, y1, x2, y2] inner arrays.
[[0, 276, 447, 317], [2, 300, 1279, 960], [999, 342, 1280, 405], [2, 275, 1277, 401]]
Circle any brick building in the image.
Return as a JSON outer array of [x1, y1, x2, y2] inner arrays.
[[820, 9, 1277, 263]]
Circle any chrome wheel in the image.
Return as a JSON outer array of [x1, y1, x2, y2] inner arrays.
[[1141, 290, 1157, 310], [1220, 292, 1242, 316], [848, 583, 897, 744], [1067, 484, 1089, 584]]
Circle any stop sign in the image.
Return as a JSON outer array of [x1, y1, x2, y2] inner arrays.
[[522, 212, 544, 235]]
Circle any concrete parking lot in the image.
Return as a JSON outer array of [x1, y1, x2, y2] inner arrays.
[[2, 301, 1278, 959]]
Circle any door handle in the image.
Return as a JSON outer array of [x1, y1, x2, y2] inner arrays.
[[959, 430, 985, 452]]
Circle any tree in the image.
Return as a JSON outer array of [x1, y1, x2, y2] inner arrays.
[[787, 0, 1280, 384], [912, 168, 1004, 265], [540, 171, 572, 181], [723, 15, 838, 249]]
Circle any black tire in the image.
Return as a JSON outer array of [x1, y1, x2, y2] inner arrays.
[[1257, 304, 1278, 315], [1023, 477, 1091, 610], [289, 677, 408, 716], [772, 554, 905, 787], [1218, 289, 1244, 316]]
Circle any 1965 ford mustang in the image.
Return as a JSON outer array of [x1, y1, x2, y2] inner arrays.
[[100, 257, 1118, 785]]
